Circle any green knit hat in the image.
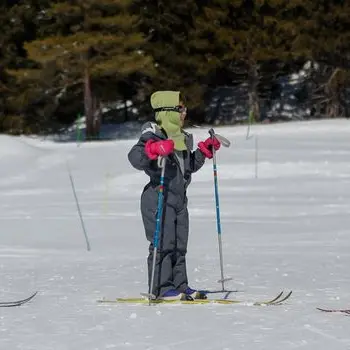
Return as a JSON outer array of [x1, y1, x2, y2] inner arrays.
[[150, 91, 186, 151]]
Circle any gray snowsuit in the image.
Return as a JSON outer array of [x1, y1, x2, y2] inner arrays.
[[128, 122, 206, 297]]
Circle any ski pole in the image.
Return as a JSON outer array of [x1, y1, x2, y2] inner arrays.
[[208, 128, 232, 291], [141, 156, 166, 304], [66, 160, 91, 251]]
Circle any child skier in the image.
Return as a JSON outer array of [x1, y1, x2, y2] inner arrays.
[[127, 91, 221, 300]]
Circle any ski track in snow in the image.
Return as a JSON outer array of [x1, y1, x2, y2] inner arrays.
[[1, 119, 350, 350]]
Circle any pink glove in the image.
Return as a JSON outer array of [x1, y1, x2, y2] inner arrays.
[[198, 136, 221, 159], [145, 139, 174, 160]]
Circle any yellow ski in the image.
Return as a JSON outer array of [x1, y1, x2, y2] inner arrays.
[[97, 290, 292, 306]]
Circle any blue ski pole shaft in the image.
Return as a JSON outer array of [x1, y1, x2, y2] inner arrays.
[[212, 147, 225, 290], [148, 156, 166, 303], [208, 129, 231, 291]]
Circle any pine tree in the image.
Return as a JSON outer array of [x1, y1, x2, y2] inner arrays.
[[21, 0, 154, 138], [304, 1, 350, 118], [135, 0, 208, 111], [0, 0, 48, 133], [188, 0, 316, 121], [270, 0, 350, 119]]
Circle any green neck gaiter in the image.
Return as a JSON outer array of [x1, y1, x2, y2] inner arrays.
[[150, 91, 187, 151]]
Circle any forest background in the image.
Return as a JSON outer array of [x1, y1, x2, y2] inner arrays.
[[1, 0, 349, 138]]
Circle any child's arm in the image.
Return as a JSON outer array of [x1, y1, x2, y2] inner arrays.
[[189, 135, 221, 173], [128, 133, 174, 172], [189, 148, 206, 173], [128, 134, 154, 171]]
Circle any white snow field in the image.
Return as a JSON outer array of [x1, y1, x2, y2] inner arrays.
[[1, 119, 350, 350]]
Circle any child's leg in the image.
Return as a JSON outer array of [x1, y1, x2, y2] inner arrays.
[[141, 193, 177, 297], [173, 206, 189, 291]]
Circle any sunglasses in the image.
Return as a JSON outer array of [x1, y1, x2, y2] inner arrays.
[[154, 105, 187, 114]]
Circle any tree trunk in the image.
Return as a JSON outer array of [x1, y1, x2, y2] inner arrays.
[[324, 67, 341, 118], [84, 65, 93, 140], [248, 63, 260, 122], [92, 97, 101, 138]]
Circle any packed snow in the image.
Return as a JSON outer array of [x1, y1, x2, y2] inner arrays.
[[1, 119, 350, 350]]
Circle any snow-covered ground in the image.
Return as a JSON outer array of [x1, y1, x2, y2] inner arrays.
[[1, 119, 350, 349]]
